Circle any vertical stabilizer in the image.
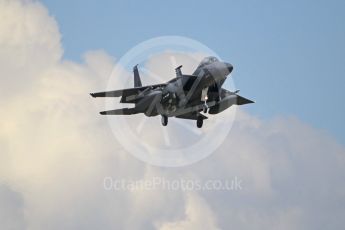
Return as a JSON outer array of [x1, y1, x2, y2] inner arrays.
[[133, 65, 142, 87], [175, 65, 183, 77]]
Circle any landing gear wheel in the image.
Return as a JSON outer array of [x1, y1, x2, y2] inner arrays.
[[161, 115, 168, 126], [196, 117, 203, 128]]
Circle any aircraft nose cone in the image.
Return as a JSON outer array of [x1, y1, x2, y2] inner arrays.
[[226, 63, 233, 73]]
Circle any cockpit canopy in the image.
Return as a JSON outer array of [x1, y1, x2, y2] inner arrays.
[[200, 56, 219, 66], [192, 56, 220, 76]]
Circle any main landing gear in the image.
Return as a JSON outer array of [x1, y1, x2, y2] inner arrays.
[[161, 115, 168, 126], [196, 116, 203, 128], [161, 115, 203, 128]]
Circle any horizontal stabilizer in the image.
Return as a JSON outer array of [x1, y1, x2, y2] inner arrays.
[[90, 90, 124, 98], [90, 84, 166, 98], [100, 108, 138, 115]]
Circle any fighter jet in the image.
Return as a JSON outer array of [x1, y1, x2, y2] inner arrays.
[[90, 56, 254, 128]]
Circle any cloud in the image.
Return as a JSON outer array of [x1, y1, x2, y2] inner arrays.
[[156, 192, 220, 230], [1, 1, 345, 230], [0, 0, 62, 98], [0, 184, 26, 230], [190, 112, 345, 229]]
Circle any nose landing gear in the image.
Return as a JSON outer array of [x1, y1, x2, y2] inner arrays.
[[203, 103, 208, 113], [202, 94, 208, 114]]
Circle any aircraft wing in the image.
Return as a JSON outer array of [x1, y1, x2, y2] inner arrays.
[[236, 95, 254, 105], [220, 89, 254, 105], [90, 84, 166, 98]]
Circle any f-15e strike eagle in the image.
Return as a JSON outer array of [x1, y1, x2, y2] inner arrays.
[[90, 56, 253, 128]]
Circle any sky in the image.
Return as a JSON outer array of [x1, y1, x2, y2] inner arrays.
[[1, 0, 345, 229], [42, 0, 345, 144]]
